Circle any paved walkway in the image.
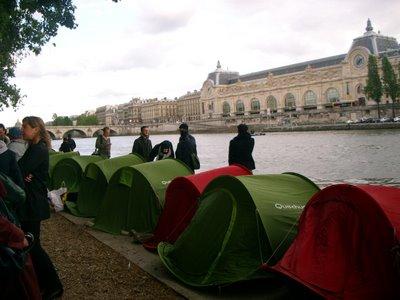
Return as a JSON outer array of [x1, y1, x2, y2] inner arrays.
[[59, 212, 319, 299]]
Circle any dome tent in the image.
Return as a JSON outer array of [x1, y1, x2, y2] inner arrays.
[[158, 173, 320, 287], [93, 158, 193, 235], [272, 184, 400, 300], [49, 151, 79, 180], [66, 154, 145, 217], [51, 155, 104, 191], [143, 164, 252, 251]]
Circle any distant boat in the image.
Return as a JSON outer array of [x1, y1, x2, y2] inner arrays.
[[250, 132, 265, 136]]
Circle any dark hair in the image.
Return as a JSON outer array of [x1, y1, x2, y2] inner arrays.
[[63, 137, 68, 141], [8, 127, 22, 139], [179, 123, 188, 130], [22, 116, 52, 149], [103, 126, 110, 131], [67, 133, 72, 138], [237, 123, 248, 134], [0, 124, 5, 130], [140, 126, 149, 133]]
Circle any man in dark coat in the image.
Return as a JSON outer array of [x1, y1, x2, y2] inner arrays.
[[67, 134, 76, 151], [228, 124, 255, 170], [59, 137, 72, 152], [132, 126, 152, 162], [176, 123, 198, 172]]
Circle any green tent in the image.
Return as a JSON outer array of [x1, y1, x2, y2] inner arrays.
[[93, 158, 193, 235], [51, 155, 104, 191], [49, 151, 79, 179], [158, 173, 320, 287], [66, 154, 145, 217]]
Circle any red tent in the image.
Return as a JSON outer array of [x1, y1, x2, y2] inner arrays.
[[272, 184, 400, 300], [142, 164, 251, 251]]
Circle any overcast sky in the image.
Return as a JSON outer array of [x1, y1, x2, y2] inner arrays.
[[1, 0, 400, 127]]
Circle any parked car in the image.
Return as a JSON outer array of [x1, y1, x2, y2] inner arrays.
[[372, 118, 381, 123], [380, 116, 392, 123], [359, 116, 373, 123], [394, 116, 400, 122]]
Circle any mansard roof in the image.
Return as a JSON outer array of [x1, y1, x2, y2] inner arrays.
[[231, 54, 347, 83]]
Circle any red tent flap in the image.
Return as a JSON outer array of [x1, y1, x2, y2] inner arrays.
[[143, 165, 251, 251], [273, 184, 400, 300]]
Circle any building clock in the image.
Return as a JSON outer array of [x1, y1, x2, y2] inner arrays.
[[353, 54, 365, 68]]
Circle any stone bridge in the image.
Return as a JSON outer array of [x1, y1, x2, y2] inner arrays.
[[46, 123, 186, 139], [46, 125, 132, 139]]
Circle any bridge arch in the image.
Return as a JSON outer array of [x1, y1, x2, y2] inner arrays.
[[47, 130, 56, 140], [92, 128, 118, 137], [64, 129, 87, 138]]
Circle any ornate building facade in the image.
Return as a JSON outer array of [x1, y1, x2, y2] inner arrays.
[[96, 20, 399, 127], [199, 20, 400, 123]]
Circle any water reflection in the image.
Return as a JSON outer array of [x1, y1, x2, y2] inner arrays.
[[52, 130, 400, 187]]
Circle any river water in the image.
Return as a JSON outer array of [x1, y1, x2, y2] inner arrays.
[[52, 130, 400, 187]]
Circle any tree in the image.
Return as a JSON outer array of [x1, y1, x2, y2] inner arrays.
[[76, 114, 98, 125], [381, 56, 398, 118], [52, 115, 72, 126], [365, 55, 383, 119], [0, 1, 120, 110]]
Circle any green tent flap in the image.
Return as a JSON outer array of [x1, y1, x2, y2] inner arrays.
[[93, 158, 193, 235], [49, 151, 79, 179], [51, 155, 104, 192], [158, 173, 320, 287], [67, 154, 144, 217]]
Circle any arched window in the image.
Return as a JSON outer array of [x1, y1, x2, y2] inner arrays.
[[304, 90, 317, 106], [326, 88, 340, 103], [222, 101, 231, 114], [266, 96, 277, 111], [285, 93, 296, 109], [236, 100, 245, 113], [250, 99, 260, 111], [356, 84, 364, 94]]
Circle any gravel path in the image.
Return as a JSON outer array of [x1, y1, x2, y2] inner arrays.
[[41, 213, 183, 299]]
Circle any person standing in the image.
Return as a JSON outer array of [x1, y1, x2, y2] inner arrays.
[[18, 116, 63, 299], [59, 137, 72, 153], [132, 126, 152, 162], [0, 140, 24, 188], [176, 123, 199, 172], [7, 127, 27, 161], [95, 127, 111, 158], [67, 134, 76, 151], [0, 123, 10, 145], [228, 123, 255, 171]]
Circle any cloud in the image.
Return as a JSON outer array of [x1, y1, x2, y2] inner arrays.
[[138, 10, 193, 34], [93, 89, 133, 100]]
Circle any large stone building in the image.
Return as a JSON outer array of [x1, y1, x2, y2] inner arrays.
[[140, 98, 178, 124], [177, 91, 201, 121], [200, 20, 400, 123], [96, 20, 399, 127]]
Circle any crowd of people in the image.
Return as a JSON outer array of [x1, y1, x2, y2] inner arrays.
[[0, 118, 255, 299], [0, 118, 63, 299], [91, 122, 256, 173]]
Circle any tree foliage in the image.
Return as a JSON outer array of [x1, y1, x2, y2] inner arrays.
[[381, 56, 398, 118], [52, 115, 73, 126], [76, 114, 98, 125], [0, 0, 77, 110], [365, 55, 383, 118]]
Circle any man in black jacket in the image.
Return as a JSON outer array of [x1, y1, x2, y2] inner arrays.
[[176, 123, 198, 172], [132, 126, 152, 162], [228, 124, 255, 170]]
